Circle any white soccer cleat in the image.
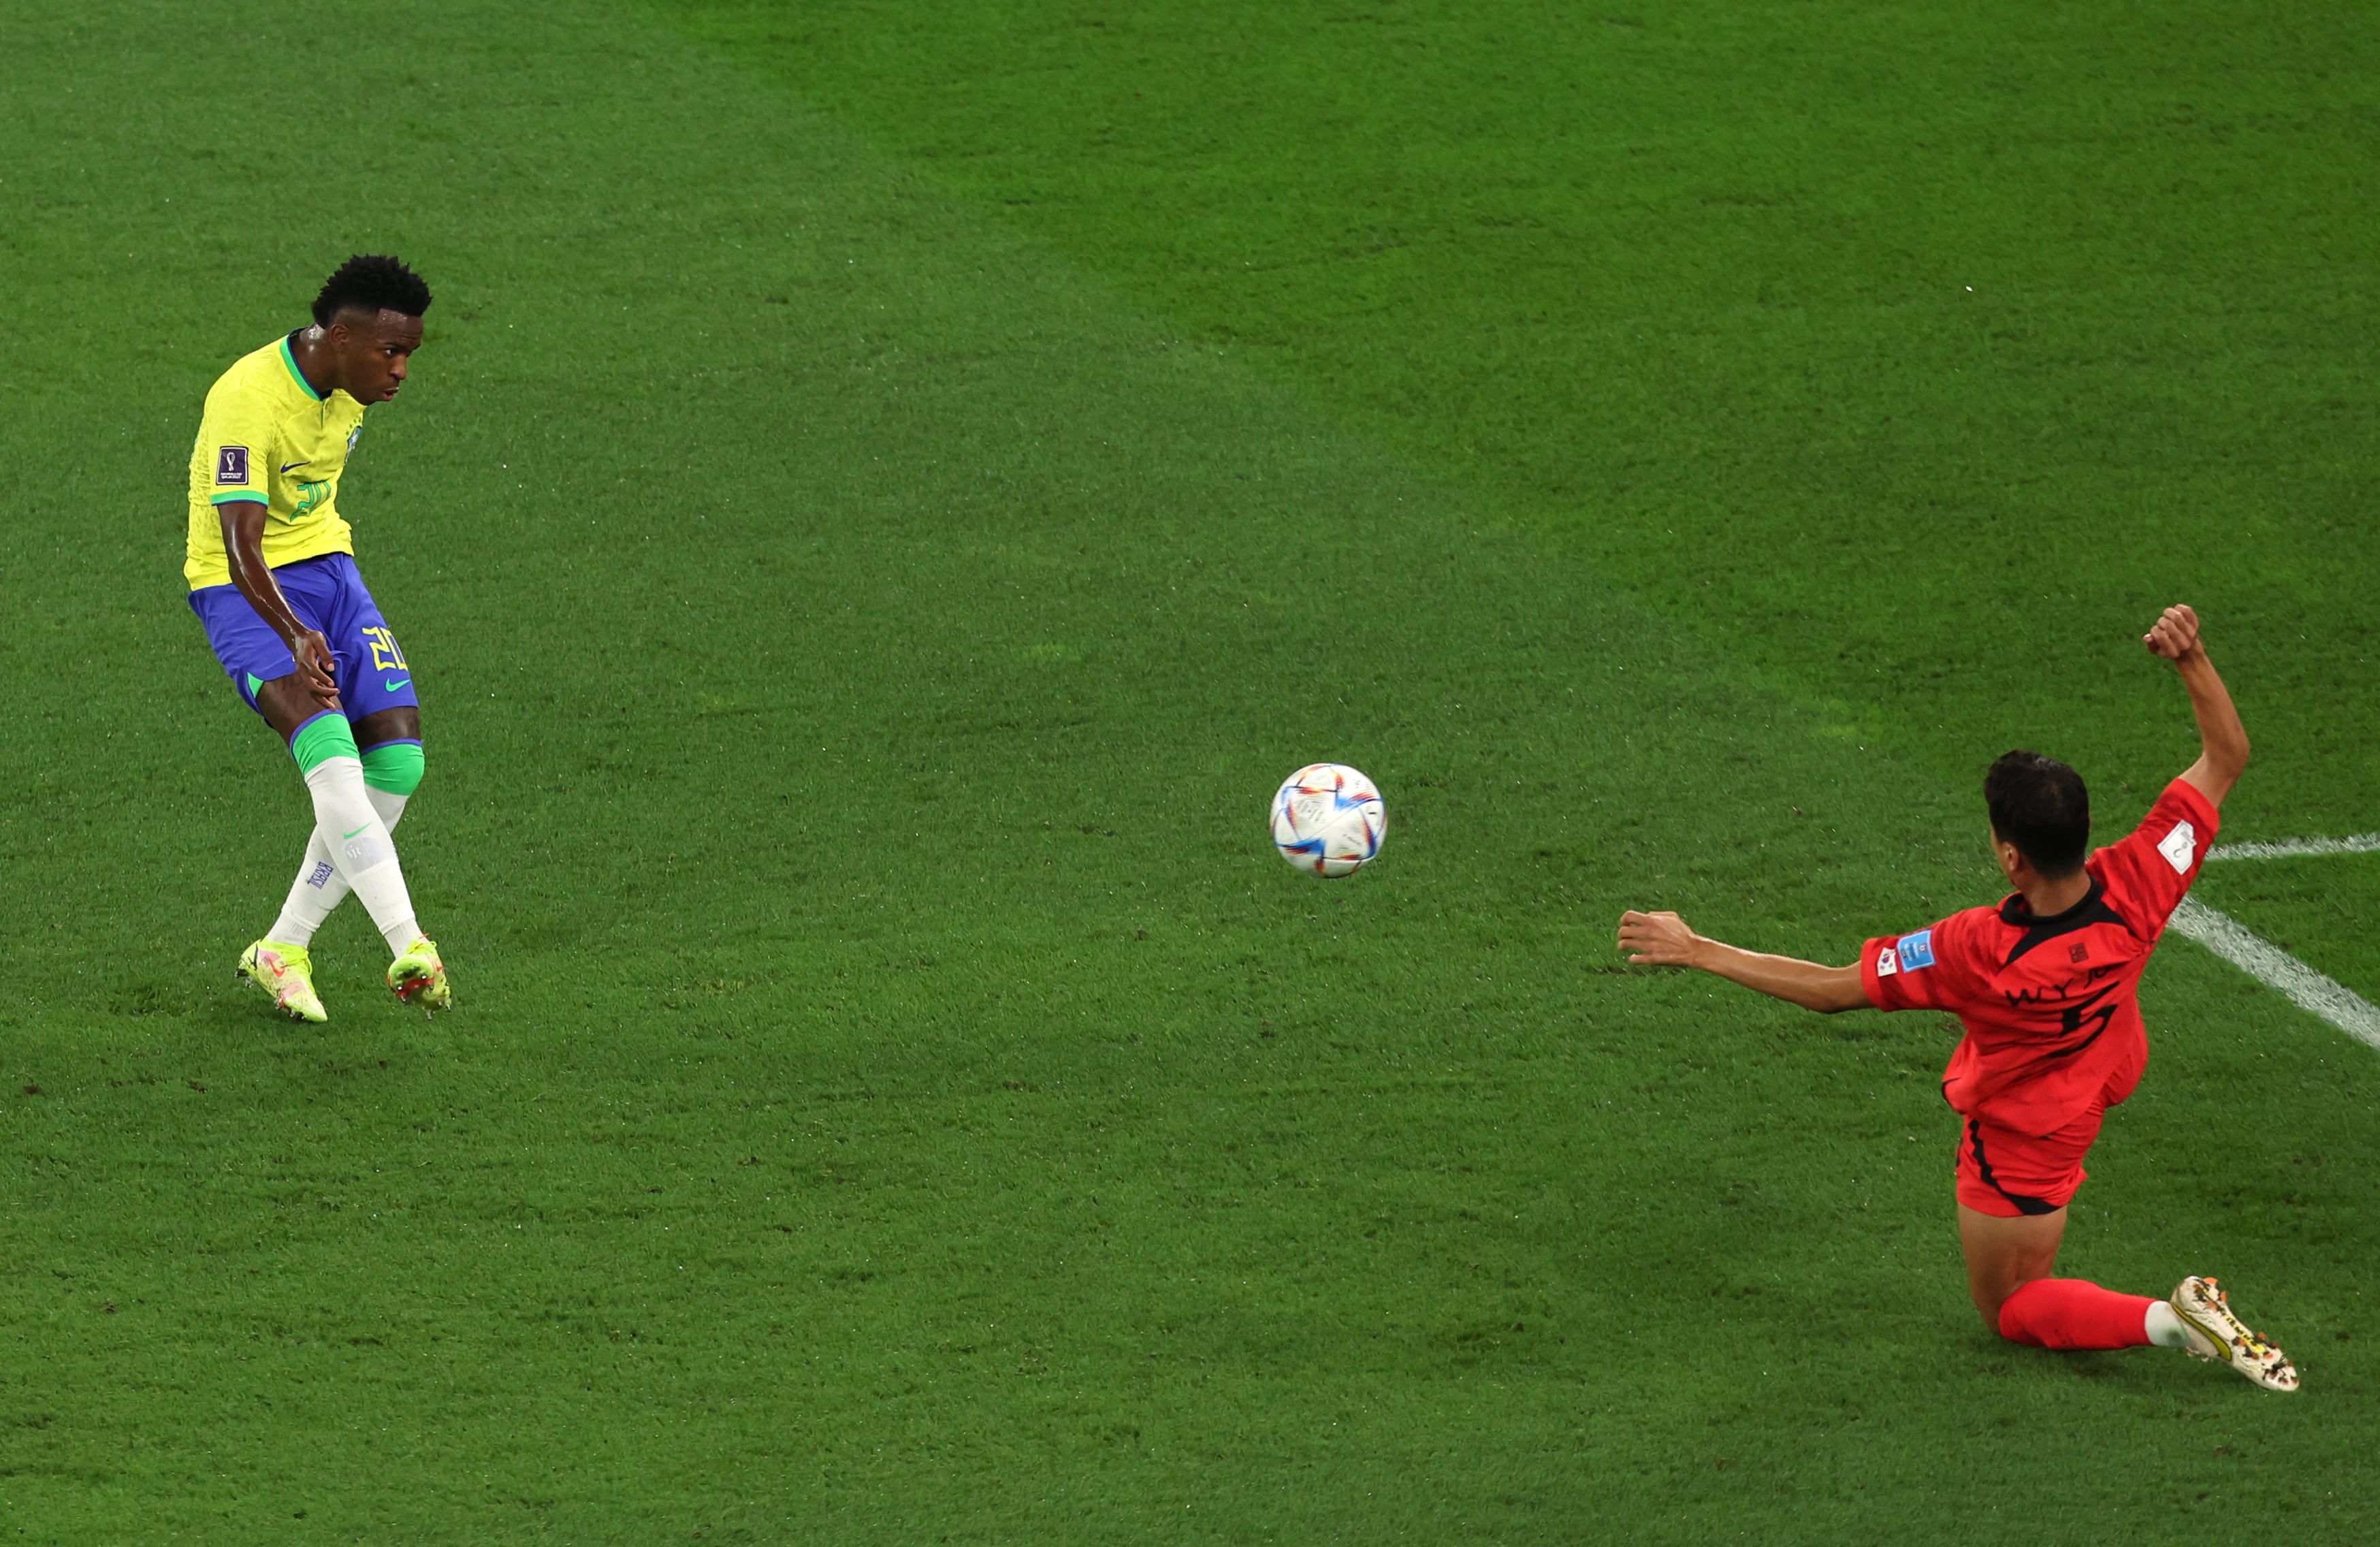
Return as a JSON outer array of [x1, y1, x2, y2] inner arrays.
[[2170, 1276, 2299, 1392]]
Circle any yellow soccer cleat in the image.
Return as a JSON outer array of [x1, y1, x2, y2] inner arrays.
[[387, 935, 451, 1014], [236, 939, 328, 1023]]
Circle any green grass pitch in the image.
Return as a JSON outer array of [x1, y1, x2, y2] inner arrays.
[[1, 0, 2376, 1539]]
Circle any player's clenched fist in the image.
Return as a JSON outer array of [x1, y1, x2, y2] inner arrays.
[[2143, 604, 2203, 662], [1617, 908, 1699, 966]]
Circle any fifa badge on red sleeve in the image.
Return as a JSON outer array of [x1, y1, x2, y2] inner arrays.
[[215, 445, 250, 485], [1876, 946, 1900, 977], [1896, 929, 1935, 970], [2158, 820, 2198, 875]]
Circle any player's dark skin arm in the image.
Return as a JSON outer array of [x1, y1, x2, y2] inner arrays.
[[221, 499, 341, 737]]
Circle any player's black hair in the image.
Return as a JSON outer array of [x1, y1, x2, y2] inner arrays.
[[1984, 750, 2091, 878], [310, 255, 432, 326]]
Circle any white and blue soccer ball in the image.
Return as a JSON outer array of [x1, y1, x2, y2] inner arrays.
[[1270, 763, 1386, 878]]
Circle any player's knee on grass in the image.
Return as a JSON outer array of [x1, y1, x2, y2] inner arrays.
[[361, 739, 424, 797]]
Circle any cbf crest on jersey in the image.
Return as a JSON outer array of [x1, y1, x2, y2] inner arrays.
[[215, 445, 250, 484]]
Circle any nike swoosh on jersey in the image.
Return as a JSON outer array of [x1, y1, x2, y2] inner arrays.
[[384, 677, 410, 691], [280, 461, 308, 473]]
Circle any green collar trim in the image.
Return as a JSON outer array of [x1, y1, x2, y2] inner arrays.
[[280, 334, 325, 402]]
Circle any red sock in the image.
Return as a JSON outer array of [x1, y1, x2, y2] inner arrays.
[[1997, 1278, 2157, 1350]]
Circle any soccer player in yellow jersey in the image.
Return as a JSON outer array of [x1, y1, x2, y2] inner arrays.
[[185, 255, 450, 1019]]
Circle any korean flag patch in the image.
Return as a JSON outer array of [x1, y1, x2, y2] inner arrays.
[[215, 445, 250, 485], [1896, 929, 1936, 971], [1875, 946, 1900, 978], [2157, 820, 2198, 876]]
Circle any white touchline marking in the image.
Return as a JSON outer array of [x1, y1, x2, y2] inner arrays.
[[2170, 897, 2380, 1053], [2206, 833, 2380, 861]]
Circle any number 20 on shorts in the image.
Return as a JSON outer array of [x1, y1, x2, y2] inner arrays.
[[363, 626, 408, 673]]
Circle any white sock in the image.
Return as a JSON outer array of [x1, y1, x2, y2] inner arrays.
[[2144, 1300, 2193, 1350], [299, 756, 420, 957], [269, 787, 409, 947]]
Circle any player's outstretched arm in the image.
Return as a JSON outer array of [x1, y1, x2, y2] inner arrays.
[[1616, 910, 1869, 1013], [2142, 604, 2249, 808]]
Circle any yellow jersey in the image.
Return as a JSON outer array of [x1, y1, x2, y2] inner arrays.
[[184, 334, 369, 590]]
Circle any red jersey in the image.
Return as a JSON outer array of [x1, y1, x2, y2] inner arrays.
[[1859, 778, 2219, 1136]]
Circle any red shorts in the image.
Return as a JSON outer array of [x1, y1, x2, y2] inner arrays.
[[1955, 1100, 2107, 1217]]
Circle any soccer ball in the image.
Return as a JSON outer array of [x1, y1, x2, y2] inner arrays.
[[1270, 763, 1386, 878]]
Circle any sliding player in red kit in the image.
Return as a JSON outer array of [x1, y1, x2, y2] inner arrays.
[[1618, 606, 2297, 1390]]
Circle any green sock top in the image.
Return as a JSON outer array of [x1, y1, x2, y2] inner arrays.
[[361, 739, 425, 795], [288, 712, 359, 773]]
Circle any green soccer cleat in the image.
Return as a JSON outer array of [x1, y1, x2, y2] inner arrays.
[[387, 935, 451, 1014], [236, 939, 328, 1023]]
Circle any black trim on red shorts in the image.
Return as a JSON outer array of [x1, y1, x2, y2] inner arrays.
[[1966, 1118, 2061, 1215]]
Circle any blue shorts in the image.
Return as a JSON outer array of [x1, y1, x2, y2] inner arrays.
[[188, 553, 419, 720]]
